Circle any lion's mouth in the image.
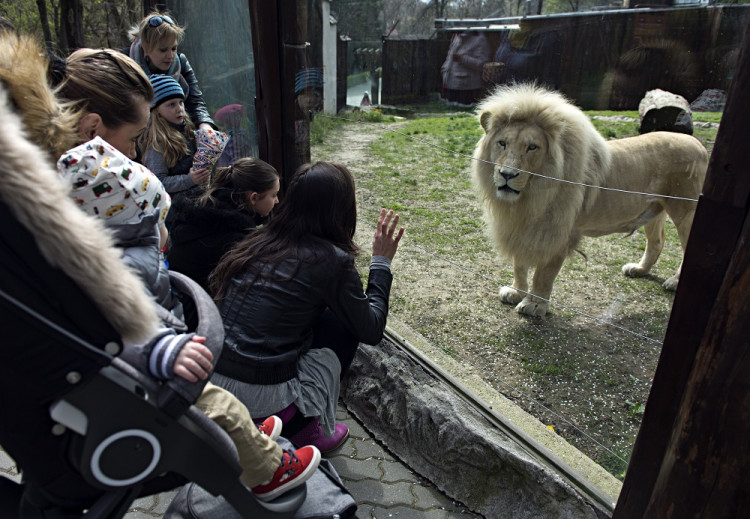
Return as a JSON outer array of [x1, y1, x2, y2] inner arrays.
[[497, 185, 520, 195]]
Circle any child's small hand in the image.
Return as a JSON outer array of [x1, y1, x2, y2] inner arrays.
[[173, 335, 214, 383], [189, 167, 210, 185]]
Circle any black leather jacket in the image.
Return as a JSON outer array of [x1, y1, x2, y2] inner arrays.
[[215, 243, 392, 384], [177, 54, 215, 129]]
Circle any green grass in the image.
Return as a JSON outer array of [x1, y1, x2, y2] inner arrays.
[[588, 117, 640, 139], [311, 107, 720, 482], [693, 112, 723, 124], [310, 109, 397, 145]]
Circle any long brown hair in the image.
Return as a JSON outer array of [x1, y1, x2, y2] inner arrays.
[[198, 157, 280, 215], [210, 161, 358, 299]]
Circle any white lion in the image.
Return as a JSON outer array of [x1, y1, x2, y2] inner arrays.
[[472, 83, 708, 316]]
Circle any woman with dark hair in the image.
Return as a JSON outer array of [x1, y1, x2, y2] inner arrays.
[[167, 157, 280, 289], [210, 161, 404, 453]]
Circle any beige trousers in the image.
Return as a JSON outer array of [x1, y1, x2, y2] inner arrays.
[[195, 382, 282, 487]]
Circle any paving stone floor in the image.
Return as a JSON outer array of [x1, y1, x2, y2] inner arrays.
[[1, 403, 482, 519]]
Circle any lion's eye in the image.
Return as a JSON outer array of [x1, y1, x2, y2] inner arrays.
[[497, 140, 506, 149], [528, 144, 538, 151]]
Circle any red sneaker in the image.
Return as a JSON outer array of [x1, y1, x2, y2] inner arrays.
[[252, 446, 321, 501], [257, 415, 282, 441]]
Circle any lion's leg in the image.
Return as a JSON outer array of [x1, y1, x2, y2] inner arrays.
[[622, 212, 666, 279], [516, 254, 566, 317], [499, 261, 528, 305], [662, 203, 697, 291]]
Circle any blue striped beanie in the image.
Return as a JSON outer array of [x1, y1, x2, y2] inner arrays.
[[149, 74, 185, 109]]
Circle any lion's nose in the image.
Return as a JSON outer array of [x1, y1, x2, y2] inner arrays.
[[500, 170, 518, 181]]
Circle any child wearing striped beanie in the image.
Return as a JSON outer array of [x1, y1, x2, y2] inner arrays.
[[139, 74, 208, 220], [150, 74, 186, 109]]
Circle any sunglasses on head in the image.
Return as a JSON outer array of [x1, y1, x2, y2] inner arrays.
[[148, 15, 174, 27]]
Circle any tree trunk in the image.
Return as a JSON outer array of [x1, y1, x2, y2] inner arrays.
[[434, 0, 446, 19], [143, 1, 167, 17], [35, 0, 54, 51], [107, 0, 138, 48], [60, 0, 84, 53]]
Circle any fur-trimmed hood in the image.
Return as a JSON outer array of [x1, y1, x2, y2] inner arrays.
[[0, 33, 80, 161], [0, 37, 159, 343]]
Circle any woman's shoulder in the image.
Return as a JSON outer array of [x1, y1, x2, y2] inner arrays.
[[300, 240, 355, 270], [179, 53, 194, 70]]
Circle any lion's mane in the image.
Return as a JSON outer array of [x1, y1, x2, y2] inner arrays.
[[472, 83, 612, 267]]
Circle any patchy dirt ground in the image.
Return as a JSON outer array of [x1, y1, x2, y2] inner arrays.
[[312, 118, 683, 480]]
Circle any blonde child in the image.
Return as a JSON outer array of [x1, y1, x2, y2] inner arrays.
[[140, 74, 209, 210]]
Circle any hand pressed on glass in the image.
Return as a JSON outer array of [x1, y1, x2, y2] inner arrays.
[[372, 208, 404, 260]]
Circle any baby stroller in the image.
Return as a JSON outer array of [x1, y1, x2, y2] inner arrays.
[[0, 98, 304, 518], [0, 223, 306, 518]]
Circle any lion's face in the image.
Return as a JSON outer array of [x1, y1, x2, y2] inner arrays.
[[484, 122, 548, 202]]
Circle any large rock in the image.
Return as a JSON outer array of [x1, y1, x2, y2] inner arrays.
[[690, 89, 726, 112], [342, 339, 612, 519], [638, 88, 693, 135]]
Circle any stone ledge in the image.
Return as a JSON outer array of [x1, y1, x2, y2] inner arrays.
[[342, 337, 614, 519], [385, 315, 623, 501]]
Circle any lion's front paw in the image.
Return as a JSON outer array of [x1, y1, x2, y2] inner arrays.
[[622, 262, 648, 278], [499, 286, 523, 305], [663, 275, 679, 291], [515, 298, 548, 317]]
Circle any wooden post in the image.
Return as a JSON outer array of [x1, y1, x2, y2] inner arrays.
[[613, 18, 750, 519], [247, 0, 286, 181], [248, 0, 312, 187]]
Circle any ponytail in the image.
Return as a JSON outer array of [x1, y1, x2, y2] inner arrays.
[[198, 157, 280, 214]]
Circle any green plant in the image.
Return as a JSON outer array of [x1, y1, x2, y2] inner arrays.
[[346, 71, 370, 87], [625, 400, 645, 418]]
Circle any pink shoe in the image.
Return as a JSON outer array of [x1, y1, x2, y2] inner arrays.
[[252, 404, 298, 429], [252, 446, 321, 501], [289, 419, 349, 454], [274, 403, 299, 424], [257, 415, 282, 441]]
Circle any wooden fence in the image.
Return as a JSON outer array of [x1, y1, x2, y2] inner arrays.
[[381, 4, 750, 109], [381, 38, 449, 105]]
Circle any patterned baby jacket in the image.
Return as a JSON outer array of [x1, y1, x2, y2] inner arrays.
[[57, 136, 171, 226]]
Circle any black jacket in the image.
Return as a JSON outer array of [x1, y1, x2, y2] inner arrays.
[[166, 192, 257, 290], [215, 244, 393, 384], [177, 54, 215, 129]]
